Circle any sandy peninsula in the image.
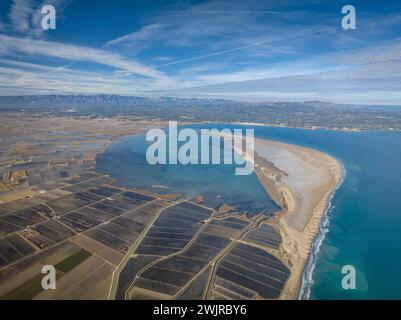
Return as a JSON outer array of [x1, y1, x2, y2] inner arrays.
[[253, 138, 343, 299]]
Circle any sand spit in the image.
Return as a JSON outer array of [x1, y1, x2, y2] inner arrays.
[[253, 138, 342, 300]]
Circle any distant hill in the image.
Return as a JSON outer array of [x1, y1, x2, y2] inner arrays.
[[0, 95, 400, 130], [0, 95, 239, 108]]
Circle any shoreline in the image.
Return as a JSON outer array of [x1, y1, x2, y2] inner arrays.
[[195, 120, 401, 132], [252, 138, 343, 299], [93, 123, 344, 300], [298, 161, 346, 299]]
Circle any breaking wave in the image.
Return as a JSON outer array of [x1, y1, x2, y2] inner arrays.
[[298, 161, 346, 300]]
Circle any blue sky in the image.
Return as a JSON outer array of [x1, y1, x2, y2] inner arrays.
[[0, 0, 400, 104]]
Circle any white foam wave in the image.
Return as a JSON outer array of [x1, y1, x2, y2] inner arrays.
[[298, 161, 346, 300]]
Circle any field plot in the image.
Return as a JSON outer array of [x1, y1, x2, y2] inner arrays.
[[0, 203, 56, 238], [0, 234, 36, 267], [26, 168, 85, 186], [0, 198, 44, 215], [88, 201, 126, 217], [30, 204, 56, 218], [60, 210, 102, 232], [45, 185, 120, 216], [54, 188, 134, 233], [122, 199, 172, 225], [112, 216, 145, 232], [61, 175, 114, 193], [127, 216, 249, 299], [243, 223, 282, 249], [177, 266, 212, 300], [47, 193, 94, 215], [50, 262, 114, 299], [35, 189, 71, 202], [0, 208, 46, 228], [9, 161, 49, 171], [86, 185, 122, 197], [84, 228, 130, 252], [82, 193, 161, 253], [63, 172, 100, 184], [33, 250, 111, 300], [72, 234, 123, 266], [0, 241, 79, 285], [134, 202, 213, 256], [112, 191, 155, 207], [97, 221, 140, 243], [20, 228, 58, 249], [0, 244, 92, 300], [208, 242, 290, 299], [115, 255, 160, 300], [101, 198, 135, 210], [209, 276, 255, 299], [1, 269, 64, 300], [74, 191, 104, 202], [0, 220, 20, 237], [203, 217, 249, 238], [32, 219, 76, 243]]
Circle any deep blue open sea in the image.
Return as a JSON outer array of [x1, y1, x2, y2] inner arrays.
[[97, 124, 401, 299]]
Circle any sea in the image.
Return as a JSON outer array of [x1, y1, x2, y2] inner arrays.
[[96, 124, 401, 299]]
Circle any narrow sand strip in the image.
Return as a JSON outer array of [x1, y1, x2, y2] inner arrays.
[[253, 138, 342, 299]]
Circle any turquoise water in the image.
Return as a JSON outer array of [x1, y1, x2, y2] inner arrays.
[[97, 124, 401, 299]]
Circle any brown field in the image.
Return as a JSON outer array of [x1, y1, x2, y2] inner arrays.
[[71, 234, 123, 266]]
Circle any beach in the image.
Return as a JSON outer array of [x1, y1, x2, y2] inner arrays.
[[253, 138, 343, 299]]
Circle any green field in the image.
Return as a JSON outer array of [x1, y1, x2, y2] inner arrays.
[[0, 271, 63, 300], [55, 249, 92, 273], [1, 249, 91, 300]]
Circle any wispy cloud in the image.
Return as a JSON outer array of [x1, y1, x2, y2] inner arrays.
[[105, 0, 336, 61], [0, 57, 174, 95], [162, 37, 401, 104], [7, 0, 72, 36], [0, 35, 166, 79], [156, 26, 336, 68], [1, 0, 401, 104], [8, 0, 35, 33], [105, 23, 165, 53]]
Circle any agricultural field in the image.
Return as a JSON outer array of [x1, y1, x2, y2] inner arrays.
[[0, 115, 291, 300], [243, 223, 282, 250], [207, 242, 290, 299]]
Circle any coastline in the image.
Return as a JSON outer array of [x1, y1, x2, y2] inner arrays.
[[252, 138, 343, 300], [93, 122, 343, 300], [298, 162, 346, 299]]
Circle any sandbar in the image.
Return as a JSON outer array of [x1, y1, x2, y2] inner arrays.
[[253, 138, 342, 299]]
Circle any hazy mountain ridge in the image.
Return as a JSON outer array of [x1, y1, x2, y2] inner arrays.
[[0, 95, 400, 130], [0, 94, 390, 112], [0, 95, 241, 107]]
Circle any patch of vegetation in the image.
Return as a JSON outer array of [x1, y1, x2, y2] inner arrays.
[[0, 249, 91, 300], [55, 249, 92, 273], [0, 271, 63, 300]]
